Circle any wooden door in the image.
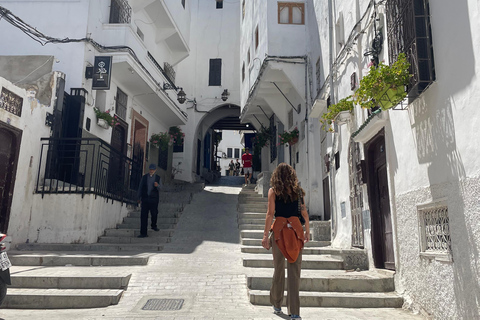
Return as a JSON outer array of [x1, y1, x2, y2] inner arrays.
[[366, 132, 395, 270], [109, 119, 127, 194], [323, 177, 331, 220]]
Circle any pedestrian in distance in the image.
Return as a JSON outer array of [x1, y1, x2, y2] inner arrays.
[[235, 158, 241, 176], [241, 147, 253, 186], [261, 163, 310, 320], [137, 163, 162, 238], [229, 159, 235, 176]]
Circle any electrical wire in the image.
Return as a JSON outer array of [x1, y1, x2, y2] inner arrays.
[[13, 56, 53, 84]]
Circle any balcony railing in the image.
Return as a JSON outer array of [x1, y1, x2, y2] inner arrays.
[[109, 0, 132, 24], [36, 137, 142, 204]]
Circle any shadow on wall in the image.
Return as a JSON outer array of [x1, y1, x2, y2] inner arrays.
[[410, 93, 478, 318]]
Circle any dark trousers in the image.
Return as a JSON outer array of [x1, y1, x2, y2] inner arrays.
[[140, 198, 159, 236]]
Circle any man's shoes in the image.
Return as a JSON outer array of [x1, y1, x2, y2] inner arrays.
[[137, 234, 148, 238], [290, 315, 302, 319], [152, 227, 159, 231], [273, 306, 282, 314]]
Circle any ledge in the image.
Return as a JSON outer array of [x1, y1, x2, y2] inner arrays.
[[352, 109, 387, 144]]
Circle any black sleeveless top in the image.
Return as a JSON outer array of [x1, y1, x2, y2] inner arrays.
[[275, 195, 299, 218]]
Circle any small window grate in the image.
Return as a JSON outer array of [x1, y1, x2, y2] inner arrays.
[[109, 0, 131, 24], [0, 87, 23, 117], [142, 299, 184, 311], [418, 202, 451, 254]]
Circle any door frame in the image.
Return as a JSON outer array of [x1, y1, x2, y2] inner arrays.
[[364, 129, 395, 270], [0, 122, 22, 233]]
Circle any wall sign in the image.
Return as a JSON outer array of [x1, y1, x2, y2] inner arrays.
[[92, 56, 113, 90]]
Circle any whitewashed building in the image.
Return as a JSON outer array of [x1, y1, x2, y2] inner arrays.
[[241, 0, 480, 318], [0, 0, 191, 244]]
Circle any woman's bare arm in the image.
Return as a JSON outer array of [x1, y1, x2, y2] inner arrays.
[[261, 188, 276, 250]]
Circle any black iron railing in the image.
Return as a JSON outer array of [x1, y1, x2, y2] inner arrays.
[[109, 0, 132, 24], [0, 87, 23, 117], [36, 138, 143, 204]]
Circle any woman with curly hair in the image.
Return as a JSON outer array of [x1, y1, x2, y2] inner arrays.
[[261, 163, 309, 320]]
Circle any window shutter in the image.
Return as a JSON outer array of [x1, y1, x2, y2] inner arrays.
[[209, 59, 222, 86]]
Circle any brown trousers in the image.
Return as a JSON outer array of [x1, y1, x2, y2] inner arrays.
[[269, 232, 302, 315]]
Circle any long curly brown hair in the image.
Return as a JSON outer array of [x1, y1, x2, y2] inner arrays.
[[270, 163, 305, 202]]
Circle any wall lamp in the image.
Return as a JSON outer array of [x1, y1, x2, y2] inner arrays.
[[221, 89, 230, 102]]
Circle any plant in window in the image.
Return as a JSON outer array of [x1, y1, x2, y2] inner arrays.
[[354, 53, 411, 110], [320, 96, 354, 132], [150, 132, 172, 151], [93, 107, 120, 127], [278, 127, 299, 145], [252, 127, 271, 149], [168, 126, 185, 147]]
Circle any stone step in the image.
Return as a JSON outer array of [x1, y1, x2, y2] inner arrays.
[[241, 238, 331, 247], [238, 197, 267, 203], [10, 266, 131, 289], [117, 223, 176, 230], [245, 269, 395, 292], [123, 217, 179, 225], [242, 246, 340, 255], [128, 211, 181, 219], [97, 236, 170, 244], [243, 254, 344, 270], [239, 224, 264, 231], [248, 290, 404, 308], [158, 192, 192, 203], [16, 243, 163, 252], [104, 228, 174, 238], [238, 218, 266, 226], [3, 288, 123, 309], [238, 212, 266, 220], [241, 230, 313, 240], [238, 204, 268, 212], [8, 251, 149, 266]]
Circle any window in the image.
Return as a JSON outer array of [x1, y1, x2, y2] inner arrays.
[[234, 148, 240, 159], [209, 59, 222, 86], [242, 62, 245, 82], [136, 27, 144, 41], [182, 0, 185, 9], [417, 199, 452, 261], [316, 58, 321, 95], [216, 0, 223, 9], [109, 0, 132, 24], [386, 0, 435, 99], [115, 87, 127, 120], [288, 110, 293, 129], [255, 26, 259, 50], [0, 87, 23, 117], [247, 49, 251, 65], [227, 148, 233, 158], [278, 2, 305, 25], [335, 152, 340, 170]]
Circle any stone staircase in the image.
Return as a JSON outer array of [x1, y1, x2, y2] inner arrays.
[[5, 181, 204, 309], [238, 185, 404, 308]]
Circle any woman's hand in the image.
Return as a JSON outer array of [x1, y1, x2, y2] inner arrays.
[[262, 234, 270, 250], [304, 230, 310, 243]]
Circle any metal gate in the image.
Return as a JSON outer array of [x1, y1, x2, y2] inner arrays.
[[349, 139, 364, 248]]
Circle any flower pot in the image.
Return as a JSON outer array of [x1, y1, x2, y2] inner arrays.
[[334, 110, 351, 125], [97, 118, 109, 129], [289, 137, 299, 145], [377, 87, 405, 110]]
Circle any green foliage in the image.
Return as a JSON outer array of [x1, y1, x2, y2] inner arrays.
[[320, 96, 354, 132], [150, 132, 171, 151], [168, 126, 185, 147], [354, 53, 411, 110], [278, 127, 299, 145], [252, 127, 271, 149], [93, 107, 120, 127]]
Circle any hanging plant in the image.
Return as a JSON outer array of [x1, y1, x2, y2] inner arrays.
[[354, 53, 411, 110], [320, 96, 354, 132], [252, 127, 271, 149], [93, 107, 120, 127], [150, 132, 172, 151], [168, 126, 185, 147], [278, 127, 299, 145]]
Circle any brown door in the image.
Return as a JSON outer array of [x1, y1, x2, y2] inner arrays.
[[108, 119, 128, 195], [0, 124, 22, 233], [323, 177, 331, 220], [366, 131, 395, 270]]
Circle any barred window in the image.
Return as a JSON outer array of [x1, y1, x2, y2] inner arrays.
[[417, 199, 452, 261], [278, 2, 305, 25], [109, 0, 131, 24], [0, 87, 23, 117], [386, 0, 435, 100], [115, 88, 128, 120]]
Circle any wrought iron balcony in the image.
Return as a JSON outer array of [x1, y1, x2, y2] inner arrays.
[[36, 137, 142, 204], [109, 0, 132, 24]]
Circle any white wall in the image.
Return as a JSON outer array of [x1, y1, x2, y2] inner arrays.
[[217, 130, 244, 176]]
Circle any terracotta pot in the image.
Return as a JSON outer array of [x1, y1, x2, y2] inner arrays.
[[290, 137, 299, 145]]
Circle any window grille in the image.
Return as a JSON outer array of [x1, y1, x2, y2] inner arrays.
[[386, 0, 435, 100], [417, 199, 452, 260], [227, 148, 232, 158], [269, 116, 277, 163], [216, 0, 223, 9], [0, 87, 23, 117], [109, 0, 131, 24], [209, 59, 222, 86], [278, 2, 305, 25], [164, 62, 176, 84], [115, 88, 128, 120]]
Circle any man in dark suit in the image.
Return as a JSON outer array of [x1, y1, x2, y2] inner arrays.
[[137, 163, 162, 238]]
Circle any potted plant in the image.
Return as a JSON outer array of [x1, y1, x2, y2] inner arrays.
[[150, 132, 172, 151], [93, 107, 120, 128], [168, 126, 185, 147], [252, 127, 271, 149], [320, 96, 354, 132], [354, 53, 411, 110], [278, 127, 299, 145]]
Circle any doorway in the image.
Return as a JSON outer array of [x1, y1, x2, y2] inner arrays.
[[0, 123, 22, 233], [108, 118, 128, 194], [365, 130, 395, 270], [131, 110, 148, 189]]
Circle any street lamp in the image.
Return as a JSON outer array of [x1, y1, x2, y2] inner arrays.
[[221, 89, 230, 101], [177, 88, 186, 104]]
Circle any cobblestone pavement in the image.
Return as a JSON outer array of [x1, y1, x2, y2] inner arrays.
[[0, 179, 424, 320]]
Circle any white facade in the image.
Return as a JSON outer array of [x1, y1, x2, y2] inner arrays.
[[217, 130, 248, 176]]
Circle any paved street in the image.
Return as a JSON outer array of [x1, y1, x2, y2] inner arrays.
[[0, 177, 424, 320]]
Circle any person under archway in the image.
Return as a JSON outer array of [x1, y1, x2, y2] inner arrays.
[[241, 147, 253, 186]]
